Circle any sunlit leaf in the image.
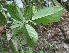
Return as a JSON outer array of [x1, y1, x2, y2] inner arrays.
[[25, 24, 38, 42], [33, 7, 64, 25], [0, 13, 7, 26], [32, 7, 63, 20]]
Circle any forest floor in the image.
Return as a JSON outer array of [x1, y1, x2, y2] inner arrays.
[[0, 11, 69, 53], [33, 11, 69, 53]]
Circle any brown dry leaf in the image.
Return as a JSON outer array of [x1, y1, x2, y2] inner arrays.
[[0, 26, 4, 33]]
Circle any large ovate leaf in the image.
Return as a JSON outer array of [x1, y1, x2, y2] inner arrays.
[[33, 8, 64, 25], [5, 5, 21, 21], [32, 6, 63, 20], [0, 13, 7, 26], [25, 24, 38, 42]]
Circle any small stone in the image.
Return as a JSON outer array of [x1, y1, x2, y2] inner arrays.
[[63, 43, 68, 49]]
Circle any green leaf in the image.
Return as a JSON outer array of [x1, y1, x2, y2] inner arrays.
[[11, 21, 24, 35], [9, 40, 18, 53], [10, 24, 21, 29], [5, 5, 21, 21], [33, 8, 64, 25], [39, 51, 45, 53], [32, 6, 63, 20], [11, 27, 24, 35], [25, 49, 33, 53], [23, 31, 36, 47], [24, 6, 33, 20], [0, 13, 7, 26], [23, 24, 38, 47], [17, 7, 24, 20], [0, 5, 2, 11], [25, 24, 38, 42], [23, 26, 36, 47]]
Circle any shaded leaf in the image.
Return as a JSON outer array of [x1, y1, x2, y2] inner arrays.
[[0, 5, 2, 11], [24, 6, 33, 20], [0, 13, 7, 26], [23, 26, 36, 47], [11, 27, 24, 35]]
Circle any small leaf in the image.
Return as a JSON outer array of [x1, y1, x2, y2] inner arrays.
[[17, 7, 24, 20], [24, 6, 33, 20], [25, 24, 38, 42], [11, 27, 24, 35], [25, 49, 33, 53], [0, 13, 7, 26], [9, 40, 18, 53], [0, 5, 2, 11], [32, 7, 63, 20]]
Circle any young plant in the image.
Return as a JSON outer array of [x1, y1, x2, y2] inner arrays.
[[0, 0, 64, 52], [5, 4, 64, 47]]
